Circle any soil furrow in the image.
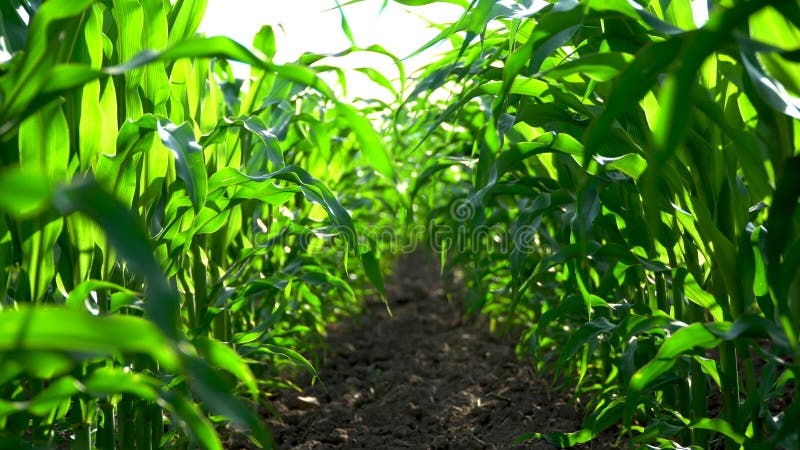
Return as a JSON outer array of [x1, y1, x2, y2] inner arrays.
[[265, 253, 611, 449]]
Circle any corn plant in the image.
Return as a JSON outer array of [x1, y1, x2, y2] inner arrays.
[[0, 0, 393, 448], [404, 0, 799, 448]]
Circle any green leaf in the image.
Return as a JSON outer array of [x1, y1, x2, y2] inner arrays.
[[2, 350, 75, 381], [689, 418, 745, 445], [194, 338, 258, 399], [156, 119, 208, 211], [252, 25, 277, 60], [355, 67, 398, 97], [65, 280, 140, 312], [596, 153, 647, 180], [712, 314, 790, 352], [0, 306, 179, 371], [360, 248, 388, 305], [181, 355, 272, 448], [408, 161, 463, 205], [541, 429, 594, 447], [200, 115, 285, 170], [540, 241, 602, 271], [691, 355, 721, 388], [626, 322, 722, 427], [217, 165, 358, 248], [741, 48, 800, 119], [0, 168, 53, 218], [573, 179, 601, 239], [112, 0, 146, 90], [207, 167, 296, 204], [583, 37, 684, 162], [160, 389, 223, 450], [335, 0, 356, 47], [28, 376, 79, 416], [682, 272, 723, 322], [335, 102, 396, 182], [77, 5, 114, 172], [543, 52, 634, 82], [257, 344, 319, 381], [0, 0, 96, 131], [766, 156, 800, 346], [53, 179, 180, 337], [595, 243, 668, 272], [168, 0, 207, 46], [558, 317, 618, 365], [747, 5, 800, 97], [8, 36, 335, 130], [84, 367, 160, 401]]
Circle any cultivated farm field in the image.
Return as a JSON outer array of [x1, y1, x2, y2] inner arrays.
[[0, 0, 798, 449]]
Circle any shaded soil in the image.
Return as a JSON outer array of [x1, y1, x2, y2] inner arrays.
[[265, 253, 613, 449]]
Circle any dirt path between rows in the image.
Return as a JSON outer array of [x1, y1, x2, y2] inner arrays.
[[264, 253, 612, 449]]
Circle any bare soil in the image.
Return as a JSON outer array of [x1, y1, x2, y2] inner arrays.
[[264, 253, 616, 449]]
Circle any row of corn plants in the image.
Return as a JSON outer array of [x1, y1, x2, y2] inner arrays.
[[402, 0, 798, 448], [2, 0, 799, 448], [0, 0, 399, 448]]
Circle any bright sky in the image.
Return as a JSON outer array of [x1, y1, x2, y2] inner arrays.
[[199, 0, 464, 101]]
